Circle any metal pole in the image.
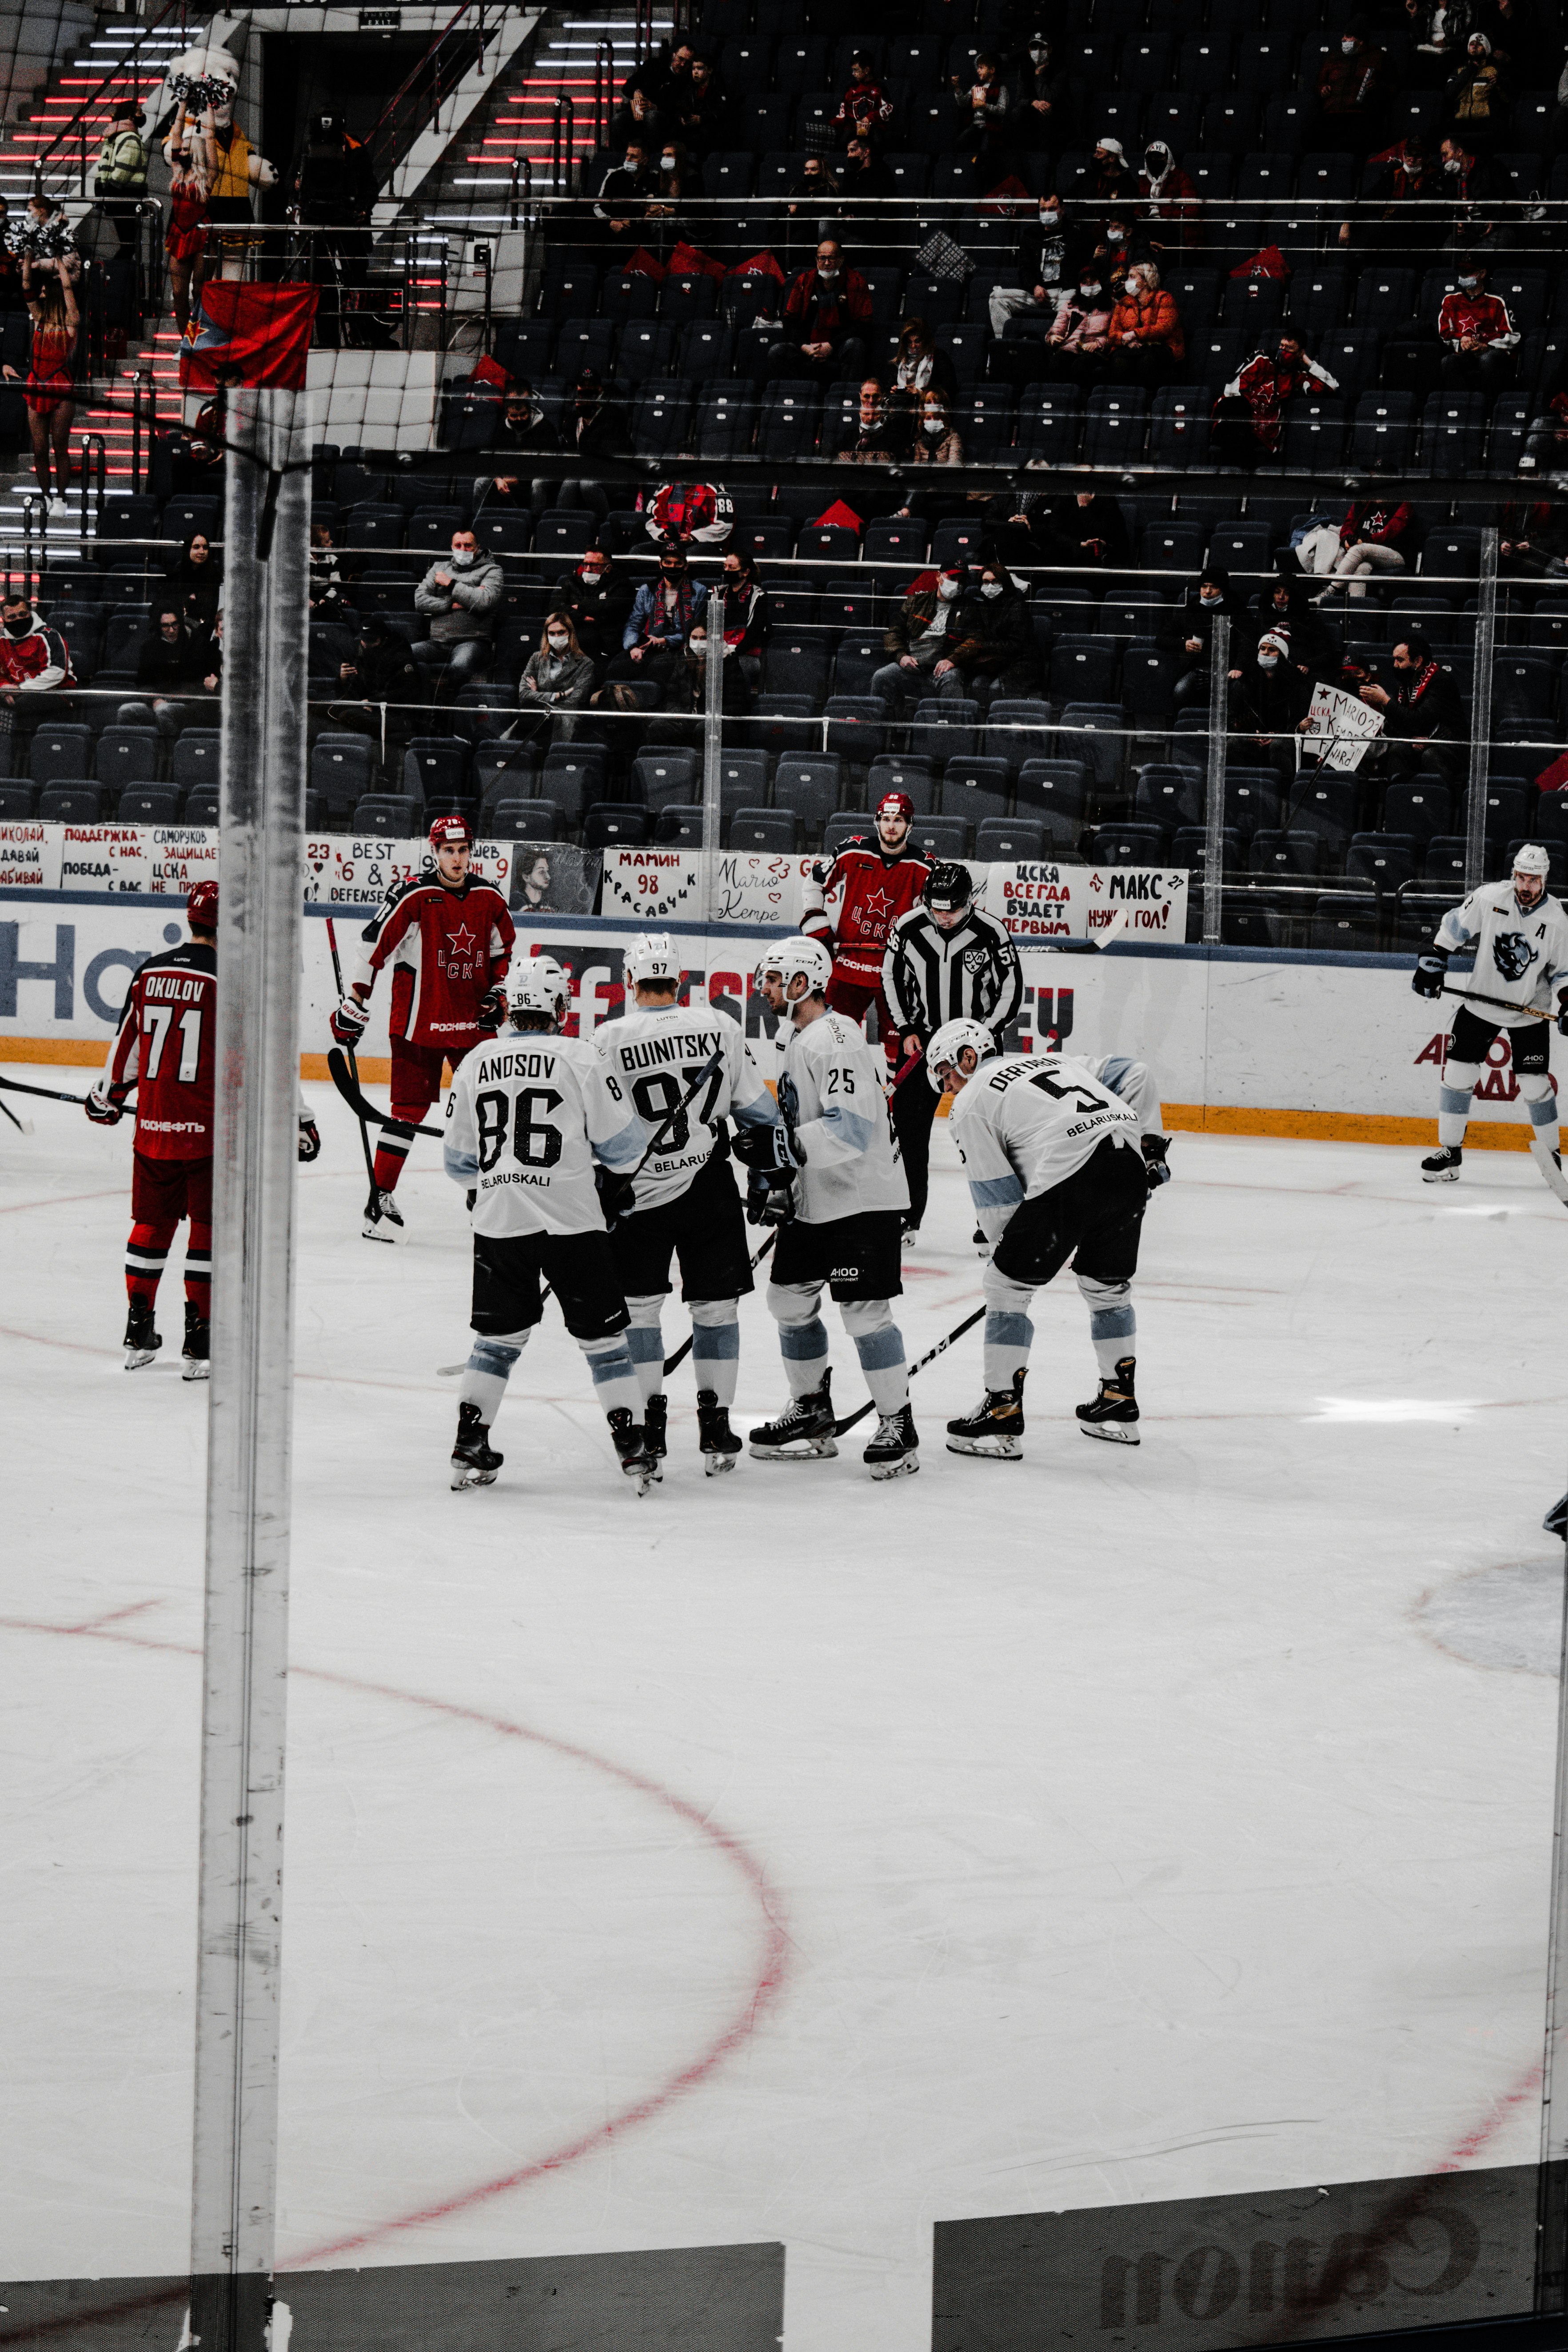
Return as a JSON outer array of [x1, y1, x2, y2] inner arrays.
[[186, 385, 310, 2352], [702, 587, 725, 920], [1201, 613, 1229, 947], [1536, 1519, 1568, 2314], [1463, 526, 1498, 893]]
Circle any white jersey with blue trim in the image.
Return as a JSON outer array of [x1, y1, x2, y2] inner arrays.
[[593, 1001, 778, 1213], [444, 1031, 648, 1238], [1077, 1052, 1162, 1142], [949, 1050, 1141, 1238], [1435, 884, 1568, 1018], [779, 1007, 910, 1224]]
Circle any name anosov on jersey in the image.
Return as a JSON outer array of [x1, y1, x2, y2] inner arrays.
[[595, 1004, 777, 1214]]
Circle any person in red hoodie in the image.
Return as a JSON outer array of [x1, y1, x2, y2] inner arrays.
[[1321, 498, 1416, 599], [832, 51, 895, 150], [0, 585, 69, 763], [765, 237, 873, 387], [1213, 332, 1339, 465], [1437, 257, 1518, 390]]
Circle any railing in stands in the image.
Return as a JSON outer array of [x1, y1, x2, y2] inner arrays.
[[592, 43, 614, 155], [27, 0, 184, 194], [364, 0, 494, 196], [633, 0, 657, 66], [79, 434, 106, 543], [550, 96, 575, 197], [18, 493, 44, 595]]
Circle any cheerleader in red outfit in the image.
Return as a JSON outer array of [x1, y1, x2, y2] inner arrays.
[[3, 254, 79, 518], [165, 143, 210, 335]]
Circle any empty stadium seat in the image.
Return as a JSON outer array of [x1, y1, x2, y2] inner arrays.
[[352, 794, 421, 835]]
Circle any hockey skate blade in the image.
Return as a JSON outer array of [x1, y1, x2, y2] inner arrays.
[[362, 1221, 399, 1242], [748, 1436, 839, 1462], [702, 1452, 738, 1475], [1421, 1166, 1462, 1184], [869, 1448, 919, 1480], [181, 1361, 210, 1383], [945, 1434, 1022, 1460], [1078, 1419, 1140, 1445], [124, 1348, 160, 1371], [450, 1463, 499, 1490]]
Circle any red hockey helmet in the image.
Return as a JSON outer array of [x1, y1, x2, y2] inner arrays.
[[429, 811, 473, 851], [876, 791, 914, 823], [187, 879, 219, 929]]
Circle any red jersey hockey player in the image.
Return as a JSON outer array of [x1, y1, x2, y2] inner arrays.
[[801, 791, 931, 1056], [331, 811, 516, 1240], [86, 878, 218, 1378]]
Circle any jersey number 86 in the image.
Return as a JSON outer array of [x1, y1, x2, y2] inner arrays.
[[476, 1086, 564, 1171]]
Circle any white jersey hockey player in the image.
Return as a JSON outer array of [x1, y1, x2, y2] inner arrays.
[[442, 956, 657, 1491], [931, 1021, 1149, 1455], [594, 930, 781, 1476], [1412, 842, 1568, 1201], [744, 934, 918, 1479]]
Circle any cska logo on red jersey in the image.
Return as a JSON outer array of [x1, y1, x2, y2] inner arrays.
[[444, 920, 479, 979]]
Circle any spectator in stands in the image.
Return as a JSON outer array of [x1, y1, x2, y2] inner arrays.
[[646, 612, 751, 744], [665, 53, 730, 158], [1037, 270, 1114, 382], [0, 593, 69, 752], [478, 383, 562, 516], [1498, 498, 1568, 578], [841, 375, 914, 463], [1321, 498, 1416, 597], [192, 611, 223, 700], [1104, 260, 1185, 387], [786, 156, 842, 260], [1054, 489, 1131, 570], [1160, 564, 1255, 708], [1211, 335, 1340, 467], [942, 559, 1040, 697], [835, 50, 896, 150], [643, 141, 694, 254], [1316, 22, 1388, 154], [555, 547, 633, 683], [413, 527, 503, 690], [1085, 210, 1156, 297], [890, 391, 965, 520], [169, 531, 222, 633], [517, 611, 594, 746], [607, 84, 670, 157], [1089, 139, 1135, 210], [1359, 635, 1467, 783], [1137, 143, 1200, 249], [655, 41, 701, 120], [604, 543, 707, 696], [716, 545, 768, 696], [1250, 559, 1341, 681], [1342, 135, 1444, 250], [1445, 32, 1512, 148], [119, 606, 207, 738], [872, 563, 986, 707], [893, 316, 960, 407], [1008, 32, 1070, 153], [1437, 130, 1489, 212], [308, 522, 355, 622], [593, 138, 657, 256], [766, 237, 873, 387], [952, 54, 1011, 162], [987, 191, 1068, 338], [94, 99, 148, 256], [1524, 387, 1568, 473], [568, 367, 632, 463], [1228, 631, 1315, 782], [838, 137, 894, 232], [326, 614, 422, 755], [1408, 0, 1476, 82], [1438, 256, 1517, 387]]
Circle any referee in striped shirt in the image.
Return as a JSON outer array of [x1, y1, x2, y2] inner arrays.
[[882, 863, 1023, 1237]]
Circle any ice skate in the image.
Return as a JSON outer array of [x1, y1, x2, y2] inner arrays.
[[608, 1406, 659, 1493], [1546, 1492, 1568, 1539], [946, 1372, 1026, 1460], [181, 1302, 210, 1382], [1077, 1356, 1141, 1445], [124, 1300, 160, 1370], [697, 1389, 741, 1475], [750, 1369, 838, 1462], [1421, 1145, 1463, 1183], [863, 1404, 920, 1479], [363, 1185, 405, 1241], [450, 1400, 502, 1489], [643, 1393, 668, 1463]]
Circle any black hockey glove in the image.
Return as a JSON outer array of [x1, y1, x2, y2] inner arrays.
[[594, 1165, 636, 1225], [476, 984, 506, 1031], [1141, 1133, 1172, 1190], [1412, 952, 1448, 1000], [731, 1121, 799, 1172], [1557, 993, 1568, 1038], [746, 1167, 795, 1228], [297, 1115, 321, 1163]]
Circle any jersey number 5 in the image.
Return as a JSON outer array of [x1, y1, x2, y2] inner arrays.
[[1029, 1067, 1106, 1115], [476, 1086, 564, 1171]]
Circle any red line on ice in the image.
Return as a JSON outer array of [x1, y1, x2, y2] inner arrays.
[[0, 1613, 791, 2264]]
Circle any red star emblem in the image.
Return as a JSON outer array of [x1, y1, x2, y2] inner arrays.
[[859, 884, 894, 923], [447, 922, 477, 958]]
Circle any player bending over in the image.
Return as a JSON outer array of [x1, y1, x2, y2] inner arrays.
[[930, 1019, 1150, 1456], [1412, 841, 1568, 1202], [332, 811, 515, 1241], [442, 957, 658, 1493], [801, 790, 931, 1049], [747, 935, 918, 1479], [594, 931, 781, 1475]]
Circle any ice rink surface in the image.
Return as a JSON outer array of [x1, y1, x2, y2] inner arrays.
[[3, 1084, 1565, 2349]]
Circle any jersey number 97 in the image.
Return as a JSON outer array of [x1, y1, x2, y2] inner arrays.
[[476, 1086, 564, 1171]]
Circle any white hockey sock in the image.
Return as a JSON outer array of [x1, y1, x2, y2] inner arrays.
[[462, 1331, 528, 1425], [1520, 1074, 1568, 1197], [690, 1298, 740, 1408], [625, 1293, 666, 1406], [579, 1334, 642, 1422], [769, 1280, 831, 1397], [982, 1266, 1035, 1391], [842, 1298, 908, 1415], [1438, 1059, 1481, 1149], [1077, 1273, 1136, 1380]]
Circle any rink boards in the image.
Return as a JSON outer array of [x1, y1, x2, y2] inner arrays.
[[0, 888, 1548, 1147]]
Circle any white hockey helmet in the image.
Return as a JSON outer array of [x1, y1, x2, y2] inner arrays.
[[755, 933, 834, 998], [507, 955, 569, 1025], [1513, 843, 1552, 878], [624, 930, 682, 990], [927, 1017, 996, 1091]]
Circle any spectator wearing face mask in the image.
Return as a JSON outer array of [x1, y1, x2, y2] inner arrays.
[[951, 53, 1010, 163], [1037, 272, 1114, 383], [1090, 138, 1135, 210], [1341, 136, 1444, 249], [1088, 211, 1156, 298], [326, 614, 424, 758], [1009, 31, 1069, 152], [119, 606, 207, 737], [1228, 631, 1315, 783], [1249, 559, 1341, 683], [645, 613, 753, 747], [1104, 260, 1185, 387], [476, 381, 561, 514], [1436, 131, 1489, 209], [414, 528, 504, 690], [555, 549, 633, 682], [1159, 565, 1256, 709], [593, 138, 657, 252], [713, 546, 769, 696], [603, 545, 708, 695], [890, 394, 965, 522], [872, 565, 984, 708], [942, 563, 1041, 698], [1212, 334, 1339, 467], [0, 592, 69, 751], [1438, 258, 1517, 387], [840, 375, 914, 465], [643, 140, 693, 253], [1137, 142, 1200, 249], [766, 238, 873, 387], [835, 50, 896, 150], [1359, 634, 1467, 785], [838, 137, 893, 223], [569, 367, 632, 463], [1446, 31, 1511, 148], [987, 193, 1067, 338], [786, 154, 842, 259], [518, 611, 595, 746], [1316, 23, 1388, 155], [892, 316, 960, 407]]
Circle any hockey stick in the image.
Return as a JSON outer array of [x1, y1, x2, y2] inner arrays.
[[660, 1230, 778, 1378], [0, 1070, 100, 1107], [325, 917, 378, 1188], [0, 1092, 32, 1133], [328, 1047, 445, 1138], [1439, 983, 1554, 1024], [833, 1302, 988, 1437]]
